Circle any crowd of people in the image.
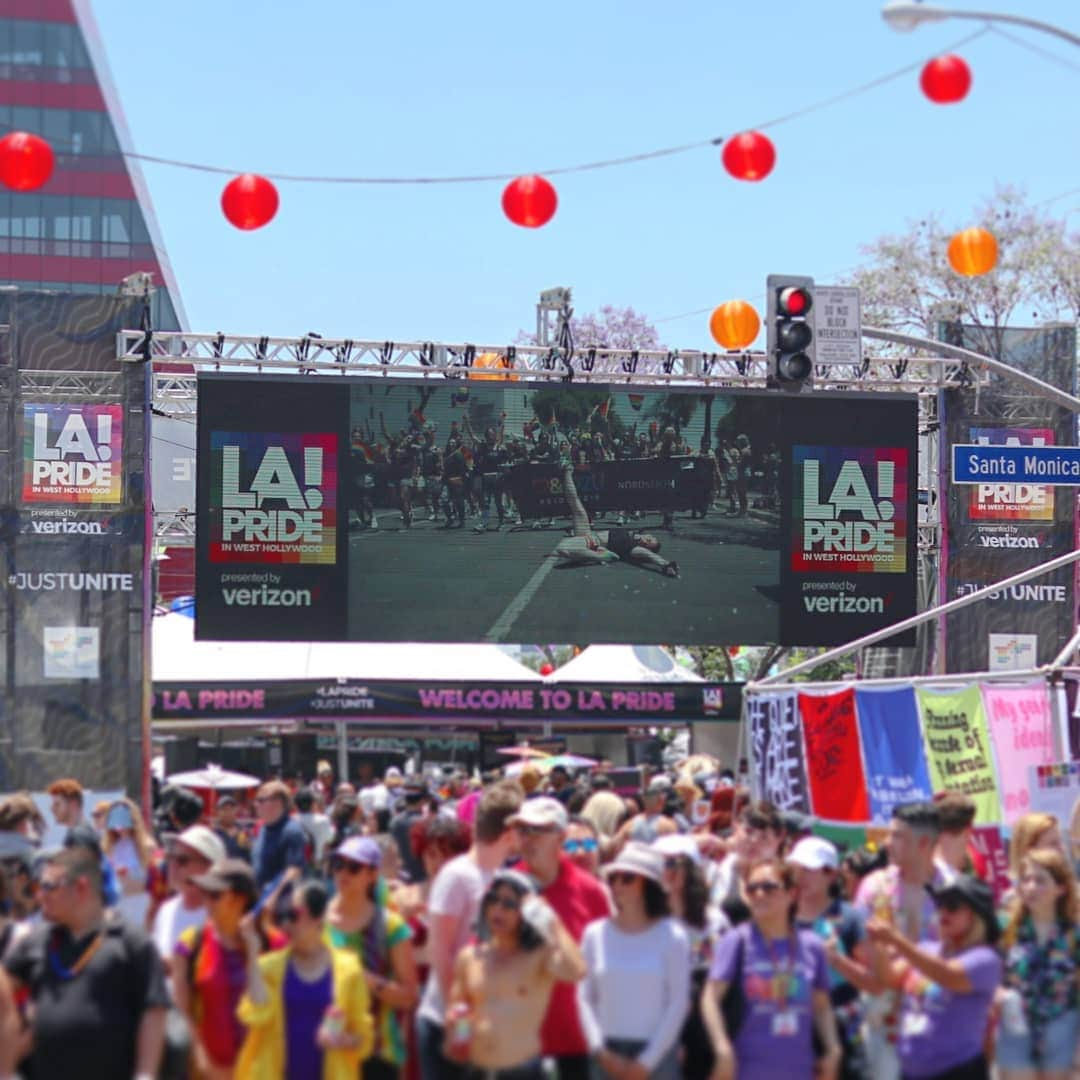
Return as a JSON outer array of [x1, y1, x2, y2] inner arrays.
[[348, 399, 778, 534], [0, 763, 1078, 1079]]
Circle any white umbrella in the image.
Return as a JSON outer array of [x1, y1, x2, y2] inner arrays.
[[165, 764, 261, 790]]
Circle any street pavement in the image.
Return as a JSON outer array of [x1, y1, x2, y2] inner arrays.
[[347, 505, 780, 644]]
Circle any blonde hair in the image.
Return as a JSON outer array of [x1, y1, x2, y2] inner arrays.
[[1002, 848, 1079, 948], [100, 798, 156, 869], [1009, 812, 1059, 878]]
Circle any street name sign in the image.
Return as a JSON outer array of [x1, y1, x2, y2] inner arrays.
[[952, 443, 1080, 485]]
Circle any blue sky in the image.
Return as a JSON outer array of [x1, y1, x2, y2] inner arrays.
[[93, 1, 1079, 350]]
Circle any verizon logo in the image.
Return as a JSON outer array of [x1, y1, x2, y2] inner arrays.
[[222, 585, 312, 608], [978, 534, 1040, 549], [30, 520, 104, 535]]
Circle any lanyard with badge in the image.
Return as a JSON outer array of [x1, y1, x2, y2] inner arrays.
[[753, 926, 800, 1037]]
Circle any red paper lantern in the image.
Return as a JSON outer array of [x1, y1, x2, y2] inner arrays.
[[539, 662, 555, 676], [721, 131, 775, 182], [221, 174, 279, 230], [502, 175, 557, 228], [920, 55, 971, 104], [0, 132, 54, 191]]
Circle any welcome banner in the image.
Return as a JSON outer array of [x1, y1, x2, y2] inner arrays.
[[798, 689, 869, 822], [854, 686, 934, 823], [915, 685, 1001, 824], [982, 682, 1055, 824]]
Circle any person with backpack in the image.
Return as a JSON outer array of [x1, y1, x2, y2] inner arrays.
[[701, 857, 841, 1080], [327, 836, 419, 1080], [173, 859, 282, 1079]]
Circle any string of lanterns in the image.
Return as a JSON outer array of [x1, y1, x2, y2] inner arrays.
[[0, 49, 979, 231]]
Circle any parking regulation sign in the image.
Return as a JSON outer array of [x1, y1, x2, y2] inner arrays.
[[815, 285, 862, 365]]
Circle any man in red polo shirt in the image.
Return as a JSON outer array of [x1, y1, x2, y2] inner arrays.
[[512, 796, 612, 1080]]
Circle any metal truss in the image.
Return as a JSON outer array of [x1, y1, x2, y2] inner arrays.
[[116, 331, 986, 418], [17, 369, 123, 400]]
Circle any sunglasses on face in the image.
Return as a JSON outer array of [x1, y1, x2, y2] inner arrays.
[[563, 838, 598, 854], [170, 853, 194, 867], [517, 824, 555, 838], [609, 872, 641, 886], [486, 894, 521, 913], [330, 857, 368, 875], [663, 858, 686, 872], [746, 881, 782, 896], [278, 907, 306, 926], [936, 897, 967, 913]]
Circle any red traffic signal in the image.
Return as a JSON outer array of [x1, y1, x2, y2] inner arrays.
[[778, 286, 812, 317]]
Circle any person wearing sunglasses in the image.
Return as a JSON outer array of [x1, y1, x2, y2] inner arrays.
[[327, 837, 419, 1080], [173, 858, 277, 1079], [563, 817, 602, 878], [578, 843, 690, 1079], [654, 835, 728, 1080], [865, 875, 1003, 1080], [151, 825, 226, 976], [446, 870, 584, 1079], [238, 880, 374, 1079], [702, 858, 840, 1080]]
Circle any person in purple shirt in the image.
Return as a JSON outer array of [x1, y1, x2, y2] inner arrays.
[[866, 875, 1003, 1080], [700, 857, 841, 1080]]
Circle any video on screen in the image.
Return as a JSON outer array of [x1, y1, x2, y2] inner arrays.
[[196, 376, 917, 645]]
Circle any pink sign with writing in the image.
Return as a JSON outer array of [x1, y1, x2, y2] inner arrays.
[[982, 682, 1056, 824]]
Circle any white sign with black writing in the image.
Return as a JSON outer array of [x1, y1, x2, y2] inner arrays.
[[815, 285, 862, 365]]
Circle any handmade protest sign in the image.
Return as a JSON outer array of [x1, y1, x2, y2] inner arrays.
[[982, 682, 1055, 824], [748, 691, 810, 812], [799, 688, 870, 822], [855, 686, 934, 823], [916, 685, 1000, 824]]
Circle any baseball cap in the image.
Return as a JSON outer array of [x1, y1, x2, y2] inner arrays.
[[217, 794, 238, 808], [653, 834, 703, 866], [787, 836, 839, 871], [332, 835, 382, 867], [508, 797, 568, 831], [646, 775, 672, 795], [191, 858, 257, 899], [175, 825, 227, 866]]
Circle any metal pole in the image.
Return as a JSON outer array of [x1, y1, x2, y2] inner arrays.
[[863, 327, 1080, 413], [335, 719, 349, 784], [1050, 627, 1080, 671], [754, 548, 1080, 686], [751, 666, 1047, 694], [882, 3, 1080, 48]]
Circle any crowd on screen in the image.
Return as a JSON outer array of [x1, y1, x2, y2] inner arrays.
[[348, 399, 781, 532], [1, 761, 1079, 1079]]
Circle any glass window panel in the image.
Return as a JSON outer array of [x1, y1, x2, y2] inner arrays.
[[11, 21, 43, 66]]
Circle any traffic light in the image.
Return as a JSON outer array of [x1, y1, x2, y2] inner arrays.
[[767, 274, 815, 390]]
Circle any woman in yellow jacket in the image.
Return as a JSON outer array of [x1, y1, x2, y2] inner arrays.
[[237, 881, 374, 1079]]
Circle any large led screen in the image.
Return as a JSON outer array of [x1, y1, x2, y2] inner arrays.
[[196, 376, 917, 646]]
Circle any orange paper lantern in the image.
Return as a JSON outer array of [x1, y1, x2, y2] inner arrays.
[[947, 227, 997, 276], [468, 352, 518, 381], [709, 300, 761, 349]]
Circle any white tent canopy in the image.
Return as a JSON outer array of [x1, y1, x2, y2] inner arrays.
[[152, 612, 542, 682], [550, 645, 704, 683]]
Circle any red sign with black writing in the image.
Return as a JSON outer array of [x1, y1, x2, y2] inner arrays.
[[799, 688, 870, 822]]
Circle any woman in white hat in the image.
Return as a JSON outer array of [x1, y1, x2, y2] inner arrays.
[[577, 843, 690, 1078]]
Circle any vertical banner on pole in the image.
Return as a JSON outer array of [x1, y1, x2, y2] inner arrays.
[[747, 691, 810, 812], [942, 324, 1077, 673], [1, 292, 148, 794]]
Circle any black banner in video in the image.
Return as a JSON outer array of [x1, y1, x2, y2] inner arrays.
[[154, 679, 742, 723], [196, 376, 917, 646]]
